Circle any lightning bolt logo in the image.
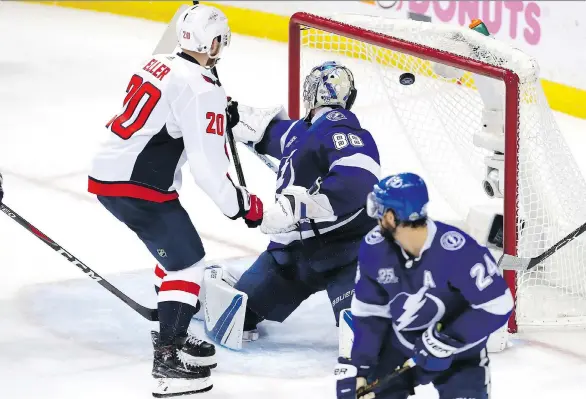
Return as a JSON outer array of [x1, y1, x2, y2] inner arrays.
[[276, 150, 297, 192], [395, 286, 429, 331]]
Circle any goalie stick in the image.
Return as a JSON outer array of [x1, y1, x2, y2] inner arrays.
[[245, 144, 279, 174], [0, 202, 158, 321], [498, 220, 586, 271]]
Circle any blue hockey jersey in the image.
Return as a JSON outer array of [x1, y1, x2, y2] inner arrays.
[[350, 220, 513, 367], [254, 108, 381, 271]]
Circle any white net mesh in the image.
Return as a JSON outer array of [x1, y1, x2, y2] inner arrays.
[[296, 14, 586, 328]]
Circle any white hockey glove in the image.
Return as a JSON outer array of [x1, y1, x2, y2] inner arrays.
[[260, 185, 336, 234], [231, 104, 288, 145]]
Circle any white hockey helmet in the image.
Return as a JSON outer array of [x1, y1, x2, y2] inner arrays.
[[302, 61, 357, 118], [176, 4, 231, 60]]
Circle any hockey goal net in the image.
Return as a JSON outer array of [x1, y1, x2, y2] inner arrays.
[[289, 12, 586, 332]]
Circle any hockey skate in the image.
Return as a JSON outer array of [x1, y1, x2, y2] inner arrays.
[[151, 334, 213, 397], [151, 331, 217, 369]]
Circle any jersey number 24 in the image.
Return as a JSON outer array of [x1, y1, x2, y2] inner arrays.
[[470, 254, 502, 291], [106, 74, 162, 140]]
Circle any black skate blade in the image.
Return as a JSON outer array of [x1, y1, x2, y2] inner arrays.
[[152, 385, 213, 398]]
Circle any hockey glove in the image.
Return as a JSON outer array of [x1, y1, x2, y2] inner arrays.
[[334, 358, 375, 399], [0, 171, 3, 203], [231, 104, 288, 145], [226, 98, 240, 130], [413, 323, 465, 372], [245, 194, 263, 228], [232, 186, 264, 228], [260, 185, 336, 234]]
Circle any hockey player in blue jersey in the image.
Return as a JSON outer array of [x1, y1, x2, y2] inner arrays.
[[335, 173, 513, 399], [201, 61, 381, 347]]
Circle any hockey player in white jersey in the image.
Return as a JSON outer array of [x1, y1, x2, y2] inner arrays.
[[88, 4, 264, 397]]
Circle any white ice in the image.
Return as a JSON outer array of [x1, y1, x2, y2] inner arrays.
[[1, 2, 586, 398]]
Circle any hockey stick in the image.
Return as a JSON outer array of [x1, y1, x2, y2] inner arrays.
[[356, 359, 415, 396], [226, 125, 247, 186], [0, 203, 159, 321], [498, 220, 586, 271]]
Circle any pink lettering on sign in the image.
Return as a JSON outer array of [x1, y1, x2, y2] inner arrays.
[[482, 1, 503, 34], [524, 2, 541, 45], [433, 1, 457, 21], [458, 1, 480, 26], [406, 1, 541, 45]]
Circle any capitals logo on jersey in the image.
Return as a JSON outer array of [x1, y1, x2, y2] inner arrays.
[[391, 285, 446, 332]]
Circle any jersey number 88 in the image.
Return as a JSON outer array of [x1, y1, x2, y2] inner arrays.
[[332, 133, 364, 150]]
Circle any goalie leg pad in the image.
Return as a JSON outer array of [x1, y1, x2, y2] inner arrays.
[[338, 309, 354, 359], [202, 265, 248, 350]]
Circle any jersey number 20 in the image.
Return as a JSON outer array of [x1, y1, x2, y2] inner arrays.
[[106, 74, 162, 140]]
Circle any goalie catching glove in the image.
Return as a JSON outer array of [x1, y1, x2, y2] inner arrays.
[[230, 103, 289, 145], [260, 185, 336, 234]]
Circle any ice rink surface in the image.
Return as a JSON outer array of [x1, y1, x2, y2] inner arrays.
[[1, 2, 586, 398]]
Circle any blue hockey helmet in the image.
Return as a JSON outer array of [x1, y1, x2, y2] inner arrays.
[[366, 173, 429, 222]]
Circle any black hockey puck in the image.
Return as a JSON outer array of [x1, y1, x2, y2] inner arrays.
[[399, 72, 415, 85]]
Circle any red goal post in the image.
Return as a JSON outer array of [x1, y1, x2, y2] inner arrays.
[[288, 12, 522, 332]]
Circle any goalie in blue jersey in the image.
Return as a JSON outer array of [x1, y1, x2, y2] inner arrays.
[[334, 173, 514, 399], [200, 61, 381, 349]]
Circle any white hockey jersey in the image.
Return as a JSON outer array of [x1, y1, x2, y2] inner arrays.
[[89, 52, 241, 218]]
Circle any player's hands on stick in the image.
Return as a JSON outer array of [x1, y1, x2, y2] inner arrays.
[[0, 171, 4, 203], [244, 193, 263, 228], [334, 358, 375, 399], [413, 323, 464, 372], [226, 98, 239, 129], [234, 186, 263, 228]]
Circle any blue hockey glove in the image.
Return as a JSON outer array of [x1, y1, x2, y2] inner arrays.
[[334, 357, 375, 399], [413, 323, 465, 372]]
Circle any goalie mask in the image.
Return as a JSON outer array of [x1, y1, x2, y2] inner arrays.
[[302, 61, 357, 118], [176, 4, 231, 64]]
